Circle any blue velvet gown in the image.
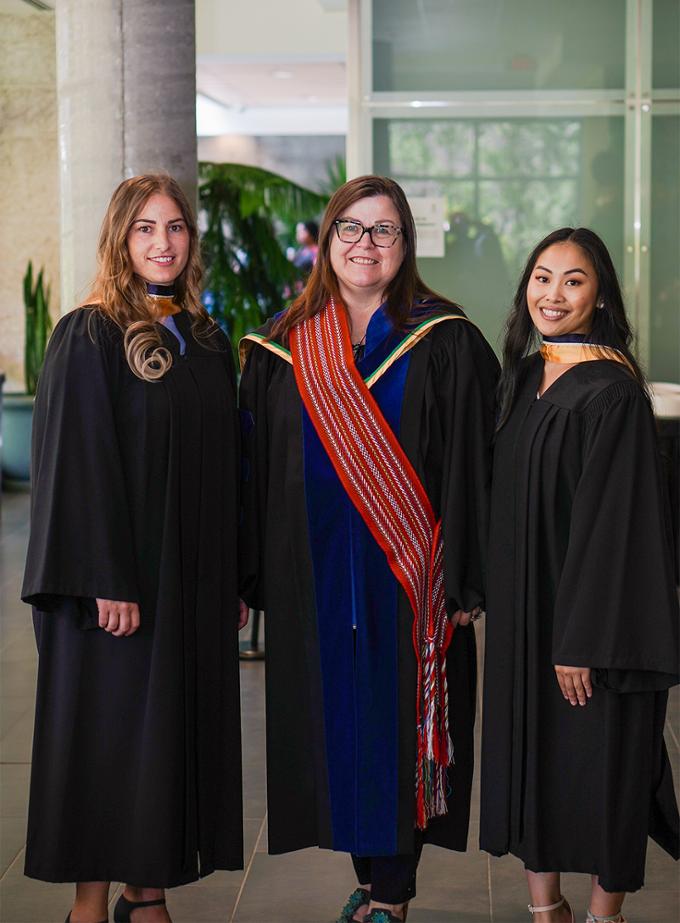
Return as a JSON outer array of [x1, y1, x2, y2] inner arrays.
[[239, 304, 499, 856]]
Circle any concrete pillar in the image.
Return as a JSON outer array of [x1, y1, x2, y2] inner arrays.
[[55, 0, 197, 311]]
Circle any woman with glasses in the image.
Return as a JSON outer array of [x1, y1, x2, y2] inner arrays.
[[239, 175, 499, 922]]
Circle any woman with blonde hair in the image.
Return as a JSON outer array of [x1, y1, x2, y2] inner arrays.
[[22, 174, 246, 923]]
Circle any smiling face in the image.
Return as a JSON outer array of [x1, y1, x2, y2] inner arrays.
[[126, 193, 190, 285], [329, 194, 405, 307], [527, 241, 599, 337]]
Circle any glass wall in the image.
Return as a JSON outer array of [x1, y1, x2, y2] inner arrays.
[[650, 115, 680, 381], [351, 0, 680, 379], [373, 0, 626, 93], [374, 116, 624, 350]]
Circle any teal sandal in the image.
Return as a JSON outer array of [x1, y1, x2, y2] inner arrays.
[[363, 911, 405, 923], [336, 887, 371, 923]]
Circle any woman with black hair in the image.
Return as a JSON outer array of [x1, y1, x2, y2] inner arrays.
[[480, 228, 679, 923]]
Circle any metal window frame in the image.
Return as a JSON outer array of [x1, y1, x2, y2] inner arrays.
[[347, 0, 680, 370], [624, 0, 652, 364]]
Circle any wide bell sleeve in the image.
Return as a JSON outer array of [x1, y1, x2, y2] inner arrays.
[[21, 308, 140, 610], [433, 320, 500, 615], [551, 380, 679, 691], [237, 343, 270, 611]]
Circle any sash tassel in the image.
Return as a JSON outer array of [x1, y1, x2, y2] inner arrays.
[[290, 299, 456, 829]]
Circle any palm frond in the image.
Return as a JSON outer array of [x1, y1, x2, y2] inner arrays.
[[198, 161, 330, 359]]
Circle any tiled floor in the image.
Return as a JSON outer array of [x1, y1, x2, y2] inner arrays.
[[1, 490, 678, 923]]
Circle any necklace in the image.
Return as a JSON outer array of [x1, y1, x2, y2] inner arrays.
[[351, 332, 367, 359]]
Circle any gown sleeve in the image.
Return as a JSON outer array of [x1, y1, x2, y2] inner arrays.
[[21, 308, 140, 610], [238, 343, 270, 611], [432, 320, 500, 615], [551, 380, 680, 691]]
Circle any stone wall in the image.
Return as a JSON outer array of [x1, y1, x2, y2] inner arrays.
[[0, 11, 59, 392]]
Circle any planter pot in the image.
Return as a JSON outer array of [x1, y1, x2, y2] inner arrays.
[[1, 393, 34, 489]]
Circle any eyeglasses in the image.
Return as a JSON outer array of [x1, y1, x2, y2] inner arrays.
[[333, 219, 403, 248]]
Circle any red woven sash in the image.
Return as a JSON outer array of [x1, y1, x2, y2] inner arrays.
[[290, 299, 454, 828]]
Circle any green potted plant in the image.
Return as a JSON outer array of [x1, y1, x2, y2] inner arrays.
[[199, 162, 330, 357], [2, 261, 52, 487]]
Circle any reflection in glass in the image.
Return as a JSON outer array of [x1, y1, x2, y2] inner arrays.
[[477, 122, 580, 177], [373, 0, 625, 92], [650, 116, 680, 381], [375, 117, 624, 351], [388, 122, 475, 177], [653, 0, 680, 89]]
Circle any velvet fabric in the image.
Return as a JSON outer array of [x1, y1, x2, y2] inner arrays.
[[302, 306, 410, 854], [239, 303, 500, 857]]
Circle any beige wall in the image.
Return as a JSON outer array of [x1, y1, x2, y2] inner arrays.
[[196, 0, 346, 57], [0, 11, 59, 392]]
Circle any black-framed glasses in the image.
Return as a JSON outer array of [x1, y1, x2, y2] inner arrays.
[[333, 218, 403, 248]]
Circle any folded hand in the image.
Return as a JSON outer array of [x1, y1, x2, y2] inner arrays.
[[96, 599, 141, 637]]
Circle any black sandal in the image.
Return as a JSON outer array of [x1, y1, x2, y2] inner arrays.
[[113, 895, 167, 922], [65, 914, 108, 923]]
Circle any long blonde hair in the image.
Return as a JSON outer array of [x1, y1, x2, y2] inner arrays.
[[87, 173, 217, 381]]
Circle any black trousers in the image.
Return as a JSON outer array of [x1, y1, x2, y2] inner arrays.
[[351, 835, 424, 904]]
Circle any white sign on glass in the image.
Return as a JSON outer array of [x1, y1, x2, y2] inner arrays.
[[409, 197, 446, 258]]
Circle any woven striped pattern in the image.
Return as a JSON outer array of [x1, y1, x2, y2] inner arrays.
[[290, 299, 454, 828]]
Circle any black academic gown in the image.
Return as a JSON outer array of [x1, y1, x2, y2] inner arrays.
[[22, 307, 243, 886], [239, 308, 500, 856], [480, 354, 680, 893]]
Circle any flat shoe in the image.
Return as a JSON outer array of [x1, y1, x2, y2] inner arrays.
[[336, 887, 371, 923], [363, 911, 405, 923]]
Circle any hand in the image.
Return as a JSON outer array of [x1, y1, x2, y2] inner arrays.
[[450, 606, 482, 628], [554, 665, 592, 706], [96, 599, 140, 637], [238, 599, 250, 631]]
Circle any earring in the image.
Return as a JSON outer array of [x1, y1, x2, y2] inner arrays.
[[596, 299, 605, 310]]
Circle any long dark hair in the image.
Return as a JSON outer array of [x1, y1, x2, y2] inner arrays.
[[272, 175, 455, 342], [497, 227, 647, 427]]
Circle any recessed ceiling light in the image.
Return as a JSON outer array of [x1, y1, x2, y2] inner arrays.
[[272, 69, 293, 80]]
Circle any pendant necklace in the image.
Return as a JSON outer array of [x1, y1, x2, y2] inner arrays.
[[352, 332, 367, 360]]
